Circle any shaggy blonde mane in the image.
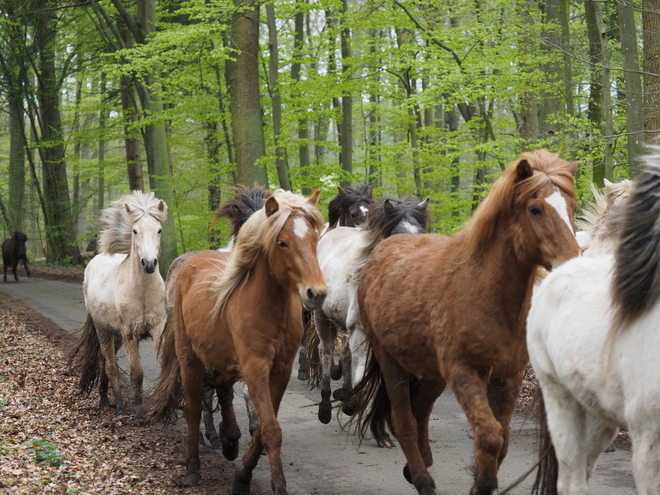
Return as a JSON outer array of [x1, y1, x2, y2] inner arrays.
[[462, 149, 577, 256], [210, 190, 324, 319], [98, 191, 169, 255]]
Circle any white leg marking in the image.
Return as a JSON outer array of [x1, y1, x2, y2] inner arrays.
[[544, 190, 574, 233], [293, 217, 309, 239]]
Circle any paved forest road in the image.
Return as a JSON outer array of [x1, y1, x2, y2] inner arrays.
[[0, 277, 637, 494]]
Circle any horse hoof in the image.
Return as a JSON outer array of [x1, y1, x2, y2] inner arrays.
[[377, 435, 396, 448], [209, 435, 221, 450], [185, 472, 201, 487], [222, 440, 239, 461], [469, 479, 497, 495], [99, 397, 110, 409], [115, 408, 129, 419], [297, 370, 308, 381], [403, 464, 413, 484], [341, 400, 358, 416], [232, 472, 251, 495], [318, 402, 332, 424]]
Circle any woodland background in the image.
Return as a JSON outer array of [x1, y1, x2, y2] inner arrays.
[[0, 0, 655, 274]]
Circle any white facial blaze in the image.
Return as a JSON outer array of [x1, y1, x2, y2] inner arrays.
[[293, 217, 309, 239], [401, 220, 421, 234], [359, 205, 369, 215], [544, 190, 574, 233]]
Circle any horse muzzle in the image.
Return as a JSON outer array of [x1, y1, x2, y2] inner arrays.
[[301, 286, 327, 311], [141, 258, 158, 274]]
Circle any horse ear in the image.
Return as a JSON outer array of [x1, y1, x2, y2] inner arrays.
[[419, 198, 430, 210], [384, 198, 394, 212], [307, 189, 321, 206], [125, 203, 133, 214], [568, 161, 579, 176], [265, 196, 280, 217], [516, 159, 533, 181], [157, 199, 166, 212], [604, 178, 613, 187], [337, 186, 347, 197], [365, 186, 373, 198]]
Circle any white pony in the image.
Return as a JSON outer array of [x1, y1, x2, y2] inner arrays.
[[71, 191, 168, 420], [527, 153, 660, 495], [313, 196, 429, 447]]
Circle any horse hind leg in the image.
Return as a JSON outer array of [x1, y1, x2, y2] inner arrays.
[[407, 377, 445, 471], [180, 355, 206, 487], [200, 384, 220, 449], [297, 310, 312, 381], [243, 383, 260, 436], [99, 354, 110, 409], [629, 426, 660, 495]]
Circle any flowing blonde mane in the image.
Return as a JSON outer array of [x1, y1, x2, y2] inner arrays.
[[462, 149, 577, 256], [576, 180, 632, 254], [98, 191, 169, 255], [210, 190, 324, 319]]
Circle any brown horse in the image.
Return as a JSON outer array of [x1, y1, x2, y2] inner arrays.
[[150, 190, 326, 494], [345, 150, 580, 495]]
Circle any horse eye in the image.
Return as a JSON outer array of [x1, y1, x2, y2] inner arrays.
[[529, 206, 542, 218], [278, 240, 288, 249], [157, 229, 162, 234], [133, 229, 138, 235]]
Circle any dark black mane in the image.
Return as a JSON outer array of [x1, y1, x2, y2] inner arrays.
[[368, 196, 431, 241], [218, 185, 272, 237], [328, 185, 373, 228], [613, 151, 660, 326]]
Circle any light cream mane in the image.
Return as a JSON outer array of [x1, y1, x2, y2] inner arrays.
[[210, 190, 324, 319], [98, 191, 169, 255], [576, 180, 632, 255]]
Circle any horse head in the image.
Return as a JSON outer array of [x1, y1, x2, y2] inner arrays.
[[369, 196, 431, 238], [511, 151, 581, 270], [125, 196, 168, 275], [328, 185, 374, 228], [266, 189, 328, 310], [13, 231, 27, 243]]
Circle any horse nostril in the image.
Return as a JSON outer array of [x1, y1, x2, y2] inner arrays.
[[153, 259, 158, 267], [141, 259, 147, 268], [306, 288, 316, 301]]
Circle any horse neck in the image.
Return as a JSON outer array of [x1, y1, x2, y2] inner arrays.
[[462, 230, 537, 329], [251, 252, 297, 311]]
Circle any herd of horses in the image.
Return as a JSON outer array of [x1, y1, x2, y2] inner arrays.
[[63, 147, 660, 495]]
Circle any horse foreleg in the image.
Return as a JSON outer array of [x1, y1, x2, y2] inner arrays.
[[298, 310, 312, 381], [450, 370, 503, 495], [98, 336, 127, 417], [217, 384, 241, 461], [340, 323, 366, 417], [629, 426, 660, 495], [486, 376, 524, 468], [236, 361, 290, 495], [11, 261, 18, 281], [21, 256, 30, 278], [99, 354, 110, 409], [123, 334, 144, 422], [333, 331, 352, 400], [180, 357, 205, 487], [375, 346, 436, 495], [314, 310, 335, 424]]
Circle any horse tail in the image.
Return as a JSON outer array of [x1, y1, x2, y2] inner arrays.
[[530, 392, 559, 495], [68, 314, 103, 395], [340, 345, 392, 441], [305, 316, 322, 388], [147, 314, 183, 423]]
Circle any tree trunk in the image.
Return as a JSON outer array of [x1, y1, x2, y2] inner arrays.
[[292, 6, 311, 194], [559, 0, 574, 115], [136, 0, 178, 275], [539, 0, 563, 136], [266, 3, 290, 191], [97, 74, 106, 212], [35, 4, 81, 264], [643, 1, 660, 146], [339, 0, 353, 187], [226, 2, 267, 186], [585, 0, 612, 185], [7, 89, 25, 232], [619, 0, 645, 177]]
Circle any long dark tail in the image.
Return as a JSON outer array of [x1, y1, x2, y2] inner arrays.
[[147, 315, 183, 423], [339, 345, 392, 441], [68, 314, 103, 395], [531, 392, 558, 495]]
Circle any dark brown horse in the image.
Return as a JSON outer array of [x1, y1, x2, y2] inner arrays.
[[345, 150, 580, 495], [2, 231, 31, 282], [151, 190, 326, 493], [327, 185, 373, 230]]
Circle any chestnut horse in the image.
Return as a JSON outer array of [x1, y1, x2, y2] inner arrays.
[[150, 190, 326, 493], [345, 150, 580, 495]]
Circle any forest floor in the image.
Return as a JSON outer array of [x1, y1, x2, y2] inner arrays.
[[0, 265, 630, 494]]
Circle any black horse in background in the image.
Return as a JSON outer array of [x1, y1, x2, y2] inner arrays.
[[3, 231, 31, 282]]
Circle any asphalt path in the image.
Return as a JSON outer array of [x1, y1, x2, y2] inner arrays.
[[0, 276, 637, 494]]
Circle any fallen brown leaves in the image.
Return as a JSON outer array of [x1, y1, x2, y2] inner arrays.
[[0, 292, 251, 495]]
